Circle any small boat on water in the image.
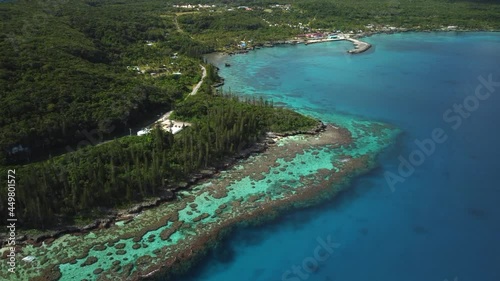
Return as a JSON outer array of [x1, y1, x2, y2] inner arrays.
[[225, 63, 231, 67]]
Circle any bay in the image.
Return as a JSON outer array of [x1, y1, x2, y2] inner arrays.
[[179, 32, 500, 281]]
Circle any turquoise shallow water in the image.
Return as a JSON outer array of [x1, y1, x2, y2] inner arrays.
[[3, 101, 393, 279], [178, 32, 500, 281], [46, 118, 393, 280]]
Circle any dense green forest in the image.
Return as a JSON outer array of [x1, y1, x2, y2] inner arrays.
[[175, 0, 500, 47], [2, 88, 317, 228], [1, 0, 499, 229], [291, 0, 500, 30], [0, 0, 212, 166]]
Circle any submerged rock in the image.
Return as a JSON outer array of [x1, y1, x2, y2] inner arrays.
[[81, 256, 98, 267]]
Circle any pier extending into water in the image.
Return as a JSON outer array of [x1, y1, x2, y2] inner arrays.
[[304, 38, 344, 45], [346, 37, 372, 54], [302, 35, 371, 54]]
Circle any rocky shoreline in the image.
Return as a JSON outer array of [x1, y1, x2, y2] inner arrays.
[[0, 121, 327, 248], [0, 118, 398, 281], [34, 124, 355, 281]]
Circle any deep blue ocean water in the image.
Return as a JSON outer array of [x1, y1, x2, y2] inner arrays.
[[179, 33, 500, 281]]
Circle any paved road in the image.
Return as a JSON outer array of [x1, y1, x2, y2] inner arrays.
[[157, 64, 206, 121], [138, 64, 206, 135], [188, 64, 207, 97]]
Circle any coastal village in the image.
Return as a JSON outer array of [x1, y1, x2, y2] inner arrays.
[[169, 3, 392, 54], [219, 29, 373, 57], [171, 3, 461, 55]]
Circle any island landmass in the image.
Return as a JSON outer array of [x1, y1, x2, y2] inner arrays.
[[1, 0, 498, 279]]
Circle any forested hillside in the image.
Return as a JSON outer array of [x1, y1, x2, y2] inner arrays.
[[2, 0, 499, 165], [0, 0, 212, 165], [176, 0, 500, 41], [1, 0, 499, 230]]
